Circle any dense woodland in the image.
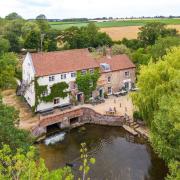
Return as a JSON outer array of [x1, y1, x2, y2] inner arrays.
[[0, 12, 179, 179]]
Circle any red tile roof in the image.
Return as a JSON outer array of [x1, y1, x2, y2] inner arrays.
[[96, 54, 135, 72], [31, 49, 99, 77], [30, 49, 135, 77]]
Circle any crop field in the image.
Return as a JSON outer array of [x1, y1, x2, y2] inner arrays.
[[50, 18, 180, 40], [101, 25, 180, 40], [50, 18, 180, 30]]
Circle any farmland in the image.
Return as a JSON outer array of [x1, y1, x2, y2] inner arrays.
[[50, 18, 180, 30], [50, 18, 180, 40], [101, 25, 180, 40]]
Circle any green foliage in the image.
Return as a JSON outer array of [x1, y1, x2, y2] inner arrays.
[[138, 22, 177, 46], [0, 97, 33, 152], [0, 53, 18, 89], [79, 143, 96, 180], [0, 38, 10, 54], [35, 78, 69, 108], [4, 19, 25, 52], [166, 160, 180, 180], [0, 144, 73, 180], [24, 30, 40, 51], [132, 47, 180, 178], [42, 82, 69, 102], [5, 12, 23, 20], [76, 69, 100, 101], [133, 111, 143, 121], [121, 38, 143, 50], [132, 47, 180, 125], [111, 44, 130, 55], [150, 94, 180, 162], [148, 36, 180, 61], [58, 23, 112, 49], [131, 48, 151, 66]]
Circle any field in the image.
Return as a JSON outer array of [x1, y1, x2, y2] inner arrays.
[[50, 18, 180, 40], [101, 25, 180, 40], [50, 18, 180, 30]]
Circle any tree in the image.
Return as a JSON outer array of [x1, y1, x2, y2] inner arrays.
[[5, 12, 22, 20], [150, 94, 180, 162], [4, 19, 24, 52], [24, 30, 40, 51], [0, 53, 18, 89], [0, 144, 73, 179], [36, 14, 47, 20], [148, 36, 180, 61], [79, 143, 96, 180], [0, 97, 33, 152], [76, 70, 100, 101], [58, 24, 112, 49], [111, 44, 130, 55], [132, 47, 180, 179], [132, 47, 180, 126], [166, 160, 180, 180], [0, 38, 10, 54], [131, 48, 151, 66], [36, 14, 50, 34], [121, 38, 143, 50], [138, 22, 177, 46]]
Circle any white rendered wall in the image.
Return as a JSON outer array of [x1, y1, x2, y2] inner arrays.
[[22, 53, 35, 107]]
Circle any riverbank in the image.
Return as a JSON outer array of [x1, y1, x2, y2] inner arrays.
[[2, 89, 149, 140]]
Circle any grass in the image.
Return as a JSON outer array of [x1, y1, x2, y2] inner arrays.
[[50, 18, 180, 30]]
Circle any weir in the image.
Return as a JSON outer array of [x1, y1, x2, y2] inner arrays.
[[32, 107, 148, 141]]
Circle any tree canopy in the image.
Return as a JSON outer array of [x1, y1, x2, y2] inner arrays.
[[138, 22, 177, 46], [132, 47, 180, 178]]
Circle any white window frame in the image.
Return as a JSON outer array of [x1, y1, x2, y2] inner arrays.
[[49, 76, 55, 82], [71, 72, 76, 78], [81, 70, 87, 75], [54, 98, 60, 104], [61, 74, 66, 80]]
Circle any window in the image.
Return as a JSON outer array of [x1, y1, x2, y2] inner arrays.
[[89, 69, 94, 74], [54, 98, 60, 104], [81, 70, 86, 75], [125, 71, 130, 77], [107, 76, 111, 83], [49, 76, 55, 82], [71, 72, 76, 78], [108, 87, 112, 94], [42, 90, 48, 97], [61, 74, 66, 79]]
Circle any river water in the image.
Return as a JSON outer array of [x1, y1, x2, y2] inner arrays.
[[38, 124, 168, 180]]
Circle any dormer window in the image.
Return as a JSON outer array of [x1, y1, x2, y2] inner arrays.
[[100, 63, 111, 72], [49, 76, 55, 82]]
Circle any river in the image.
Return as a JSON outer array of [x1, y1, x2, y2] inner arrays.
[[38, 124, 168, 180]]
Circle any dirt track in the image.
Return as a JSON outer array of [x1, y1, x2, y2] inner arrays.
[[101, 25, 180, 40]]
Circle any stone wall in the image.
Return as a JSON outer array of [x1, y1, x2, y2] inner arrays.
[[32, 107, 125, 138]]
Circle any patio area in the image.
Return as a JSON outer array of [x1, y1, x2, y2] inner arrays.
[[82, 94, 134, 118]]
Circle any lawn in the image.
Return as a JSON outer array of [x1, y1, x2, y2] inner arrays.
[[50, 18, 180, 30]]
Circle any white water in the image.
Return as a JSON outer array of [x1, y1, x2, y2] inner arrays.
[[44, 132, 66, 145]]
